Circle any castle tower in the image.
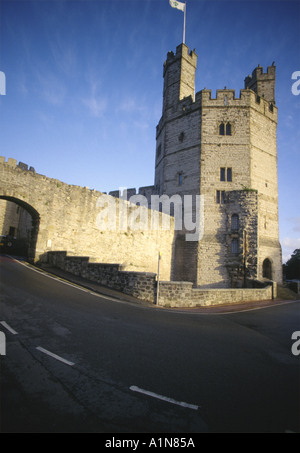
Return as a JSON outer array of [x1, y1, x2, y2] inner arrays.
[[155, 44, 282, 287], [162, 44, 197, 113], [155, 44, 198, 199], [247, 66, 282, 283], [155, 44, 199, 282], [244, 64, 276, 103]]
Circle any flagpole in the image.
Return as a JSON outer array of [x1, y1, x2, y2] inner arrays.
[[183, 2, 186, 44]]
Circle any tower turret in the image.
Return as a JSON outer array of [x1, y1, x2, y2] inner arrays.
[[244, 64, 276, 103], [162, 43, 197, 113]]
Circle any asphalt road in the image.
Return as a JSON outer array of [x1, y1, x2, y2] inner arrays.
[[0, 255, 299, 433]]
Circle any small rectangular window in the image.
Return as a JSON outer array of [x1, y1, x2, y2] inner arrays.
[[231, 214, 239, 231], [227, 168, 232, 182], [220, 168, 225, 181], [216, 190, 225, 204], [226, 123, 231, 136], [231, 238, 239, 254], [221, 191, 225, 204], [178, 173, 183, 186]]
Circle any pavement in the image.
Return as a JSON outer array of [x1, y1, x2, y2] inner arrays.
[[37, 262, 300, 314], [2, 255, 300, 433]]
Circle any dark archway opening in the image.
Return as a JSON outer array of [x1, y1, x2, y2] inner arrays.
[[263, 258, 272, 280], [0, 196, 40, 262]]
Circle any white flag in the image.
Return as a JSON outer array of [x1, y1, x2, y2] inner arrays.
[[169, 0, 186, 13]]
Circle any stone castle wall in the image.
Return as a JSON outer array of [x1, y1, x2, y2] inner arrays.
[[0, 199, 32, 239], [0, 157, 175, 280]]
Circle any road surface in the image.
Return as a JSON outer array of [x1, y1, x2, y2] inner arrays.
[[0, 255, 299, 433]]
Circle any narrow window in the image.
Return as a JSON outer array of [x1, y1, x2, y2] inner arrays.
[[221, 191, 225, 204], [227, 167, 232, 182], [220, 167, 226, 181], [226, 122, 231, 136], [178, 173, 183, 186], [231, 238, 239, 254], [219, 123, 225, 135], [217, 190, 226, 204], [231, 214, 239, 231]]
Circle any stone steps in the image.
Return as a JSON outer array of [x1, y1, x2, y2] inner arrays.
[[276, 284, 299, 300]]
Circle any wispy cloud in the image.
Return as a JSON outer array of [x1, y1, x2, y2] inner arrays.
[[82, 96, 107, 118], [36, 71, 66, 106], [48, 32, 78, 76], [82, 77, 107, 117], [117, 97, 146, 114]]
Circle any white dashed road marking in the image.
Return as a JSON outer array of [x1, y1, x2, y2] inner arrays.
[[0, 321, 18, 335], [36, 346, 75, 366], [130, 385, 199, 410]]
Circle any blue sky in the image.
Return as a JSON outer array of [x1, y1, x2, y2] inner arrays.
[[0, 0, 299, 262]]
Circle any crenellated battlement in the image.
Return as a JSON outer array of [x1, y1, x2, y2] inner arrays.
[[245, 64, 276, 84], [196, 87, 276, 113], [0, 156, 35, 173], [162, 44, 197, 113], [109, 185, 157, 204], [244, 63, 276, 103], [163, 43, 197, 76], [196, 88, 250, 105]]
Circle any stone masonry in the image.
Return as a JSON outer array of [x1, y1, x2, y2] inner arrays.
[[0, 157, 175, 281], [155, 43, 282, 287]]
